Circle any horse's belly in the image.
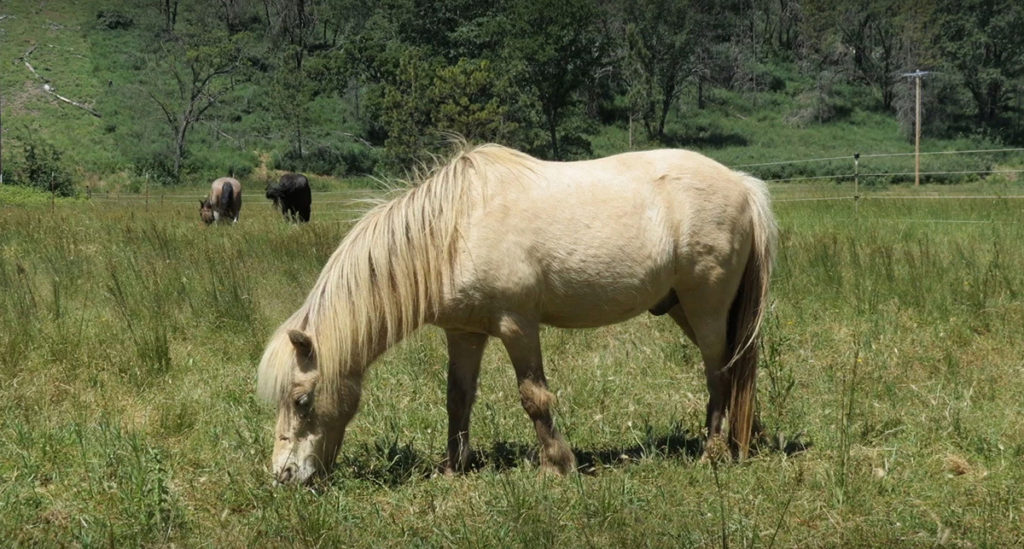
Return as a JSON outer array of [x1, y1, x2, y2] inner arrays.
[[537, 269, 672, 328], [539, 300, 650, 328]]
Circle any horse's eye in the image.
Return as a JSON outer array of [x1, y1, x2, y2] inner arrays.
[[295, 392, 312, 409]]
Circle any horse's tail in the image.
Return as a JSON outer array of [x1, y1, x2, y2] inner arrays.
[[726, 174, 777, 459], [219, 181, 235, 214]]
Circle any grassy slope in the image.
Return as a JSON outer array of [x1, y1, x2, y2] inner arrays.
[[1, 181, 1023, 546], [1, 0, 124, 180]]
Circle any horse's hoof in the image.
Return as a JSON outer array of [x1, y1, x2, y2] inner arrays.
[[540, 461, 575, 476], [701, 435, 731, 464]]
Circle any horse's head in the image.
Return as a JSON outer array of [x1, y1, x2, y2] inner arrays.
[[199, 199, 216, 224], [265, 329, 358, 485], [265, 183, 281, 206]]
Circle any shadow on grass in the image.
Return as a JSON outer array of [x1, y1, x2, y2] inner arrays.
[[335, 426, 811, 488]]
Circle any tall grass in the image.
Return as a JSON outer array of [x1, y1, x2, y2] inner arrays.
[[1, 183, 1023, 545]]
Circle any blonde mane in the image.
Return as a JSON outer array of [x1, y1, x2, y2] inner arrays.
[[257, 144, 539, 405]]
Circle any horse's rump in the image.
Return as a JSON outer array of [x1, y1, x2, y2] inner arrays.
[[219, 181, 235, 213], [209, 177, 241, 220]]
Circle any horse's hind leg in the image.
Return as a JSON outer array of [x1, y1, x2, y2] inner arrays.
[[444, 330, 489, 473], [668, 301, 731, 456], [498, 315, 575, 475]]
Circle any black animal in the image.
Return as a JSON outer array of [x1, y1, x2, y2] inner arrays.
[[265, 173, 311, 222]]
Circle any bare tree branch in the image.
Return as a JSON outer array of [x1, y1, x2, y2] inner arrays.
[[147, 90, 178, 127]]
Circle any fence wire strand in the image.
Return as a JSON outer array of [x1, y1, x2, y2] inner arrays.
[[732, 146, 1024, 169]]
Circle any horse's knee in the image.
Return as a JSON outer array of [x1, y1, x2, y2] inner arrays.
[[518, 379, 556, 419]]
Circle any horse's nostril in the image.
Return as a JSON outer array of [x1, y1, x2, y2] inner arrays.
[[277, 464, 295, 484]]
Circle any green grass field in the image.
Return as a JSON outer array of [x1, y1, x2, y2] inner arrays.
[[1, 179, 1023, 546]]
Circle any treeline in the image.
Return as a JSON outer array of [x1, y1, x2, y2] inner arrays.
[[11, 0, 1024, 187]]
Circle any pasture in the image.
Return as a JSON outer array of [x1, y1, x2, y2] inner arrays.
[[1, 180, 1023, 546]]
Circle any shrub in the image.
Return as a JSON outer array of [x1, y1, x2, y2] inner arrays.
[[96, 10, 133, 30], [271, 143, 380, 177], [6, 137, 76, 197]]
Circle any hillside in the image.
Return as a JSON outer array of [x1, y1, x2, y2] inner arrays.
[[1, 0, 1022, 192]]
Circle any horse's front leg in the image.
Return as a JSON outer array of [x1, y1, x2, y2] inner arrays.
[[497, 315, 576, 475], [444, 330, 488, 473]]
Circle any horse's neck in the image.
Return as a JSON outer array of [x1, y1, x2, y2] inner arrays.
[[313, 299, 424, 377]]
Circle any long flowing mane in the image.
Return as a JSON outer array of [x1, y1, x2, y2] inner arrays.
[[257, 144, 538, 404]]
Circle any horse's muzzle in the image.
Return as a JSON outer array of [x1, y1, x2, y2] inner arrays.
[[275, 464, 297, 485]]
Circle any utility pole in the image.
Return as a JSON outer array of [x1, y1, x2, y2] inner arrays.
[[901, 70, 930, 186]]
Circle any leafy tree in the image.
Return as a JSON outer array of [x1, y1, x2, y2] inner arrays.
[[617, 0, 695, 141], [147, 27, 253, 180], [431, 58, 519, 143], [269, 61, 317, 161], [352, 2, 536, 167], [934, 0, 1024, 132], [364, 46, 441, 169], [755, 0, 803, 54], [159, 0, 180, 32], [503, 0, 604, 159]]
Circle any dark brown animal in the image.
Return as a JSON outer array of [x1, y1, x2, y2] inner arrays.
[[266, 173, 311, 222]]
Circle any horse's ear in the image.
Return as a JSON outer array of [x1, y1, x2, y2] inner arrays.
[[287, 329, 315, 359]]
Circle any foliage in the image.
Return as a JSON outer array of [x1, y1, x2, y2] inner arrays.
[[4, 0, 1024, 191], [3, 135, 77, 197], [271, 142, 380, 177], [147, 25, 257, 181], [96, 9, 134, 30], [933, 0, 1024, 138], [503, 0, 604, 159], [618, 0, 695, 141]]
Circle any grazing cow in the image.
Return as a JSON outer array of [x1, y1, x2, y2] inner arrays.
[[200, 177, 242, 224], [266, 173, 311, 222]]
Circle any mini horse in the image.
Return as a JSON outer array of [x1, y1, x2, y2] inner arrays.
[[257, 144, 776, 484], [266, 173, 311, 222], [200, 177, 242, 224]]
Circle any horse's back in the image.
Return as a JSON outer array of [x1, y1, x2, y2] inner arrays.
[[442, 149, 760, 330]]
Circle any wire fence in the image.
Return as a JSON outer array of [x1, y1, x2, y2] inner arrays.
[[60, 146, 1024, 226], [731, 147, 1024, 186]]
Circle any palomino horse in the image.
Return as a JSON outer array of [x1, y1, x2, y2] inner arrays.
[[200, 177, 242, 224], [257, 144, 776, 485]]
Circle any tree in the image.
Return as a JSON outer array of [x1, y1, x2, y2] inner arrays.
[[364, 45, 440, 168], [504, 0, 603, 159], [935, 0, 1024, 131], [270, 63, 317, 161], [159, 0, 180, 33], [148, 28, 251, 180], [266, 0, 316, 69], [431, 58, 519, 143], [617, 0, 694, 141]]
